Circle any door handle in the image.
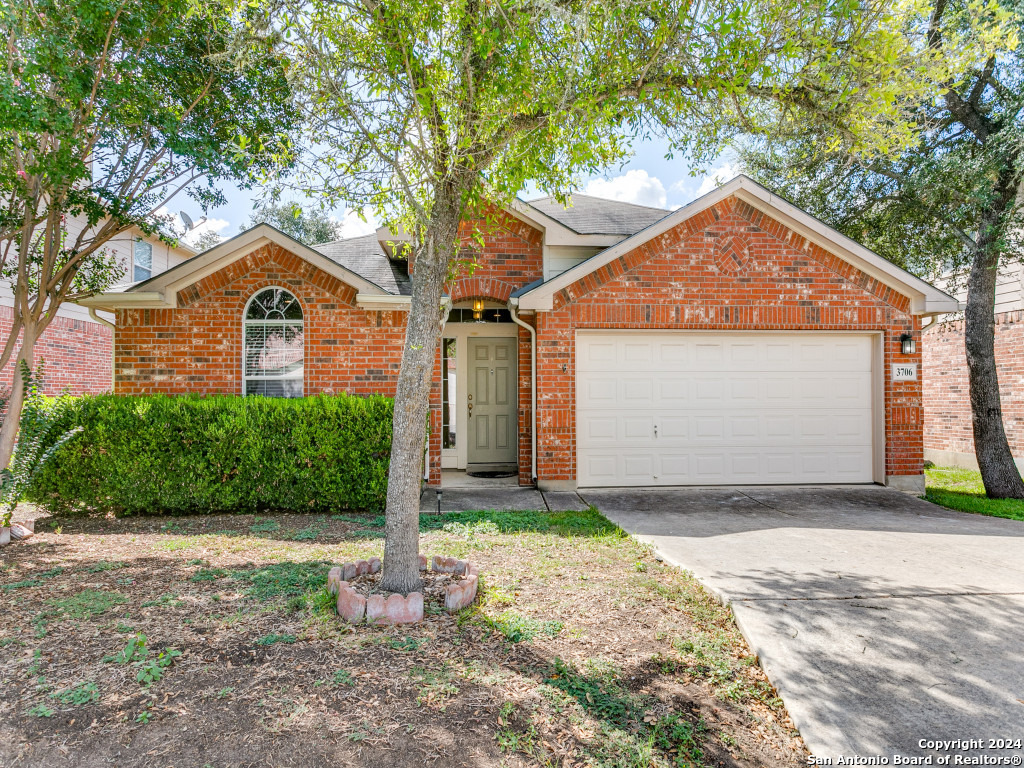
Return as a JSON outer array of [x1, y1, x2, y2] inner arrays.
[[654, 423, 658, 437], [468, 402, 473, 419]]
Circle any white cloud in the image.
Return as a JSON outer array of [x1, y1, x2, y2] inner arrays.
[[694, 162, 741, 199], [584, 170, 667, 208], [181, 216, 230, 247], [333, 207, 378, 239]]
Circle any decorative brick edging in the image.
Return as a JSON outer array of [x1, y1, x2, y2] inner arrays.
[[326, 555, 480, 624], [431, 556, 480, 612]]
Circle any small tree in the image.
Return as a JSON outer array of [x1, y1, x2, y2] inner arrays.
[[0, 362, 80, 528], [739, 0, 1024, 497], [246, 200, 342, 245], [0, 0, 297, 470], [269, 0, 946, 593], [191, 230, 225, 253]]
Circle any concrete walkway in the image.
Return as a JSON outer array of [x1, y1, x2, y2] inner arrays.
[[585, 486, 1024, 763], [419, 486, 588, 513]]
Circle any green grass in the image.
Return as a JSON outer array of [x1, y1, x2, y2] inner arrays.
[[191, 567, 228, 582], [484, 610, 563, 643], [233, 561, 332, 600], [46, 589, 128, 620], [925, 466, 1024, 521], [358, 507, 623, 537], [254, 633, 297, 646], [86, 560, 127, 573]]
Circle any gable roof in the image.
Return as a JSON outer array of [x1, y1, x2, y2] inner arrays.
[[311, 234, 411, 296], [77, 223, 396, 311], [525, 194, 670, 236], [515, 175, 961, 316]]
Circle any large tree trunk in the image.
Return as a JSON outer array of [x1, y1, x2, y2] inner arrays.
[[964, 174, 1024, 499], [0, 325, 39, 472], [379, 193, 464, 595]]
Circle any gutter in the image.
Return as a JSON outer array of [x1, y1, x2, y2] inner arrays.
[[508, 299, 538, 485]]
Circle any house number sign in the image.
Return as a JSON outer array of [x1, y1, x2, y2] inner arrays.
[[892, 363, 918, 382]]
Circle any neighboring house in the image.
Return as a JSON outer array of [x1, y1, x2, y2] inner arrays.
[[0, 217, 195, 395], [77, 176, 958, 492], [923, 264, 1024, 470]]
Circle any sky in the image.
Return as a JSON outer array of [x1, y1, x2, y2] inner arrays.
[[174, 137, 740, 248]]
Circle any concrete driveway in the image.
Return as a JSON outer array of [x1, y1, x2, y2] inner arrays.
[[584, 486, 1024, 763]]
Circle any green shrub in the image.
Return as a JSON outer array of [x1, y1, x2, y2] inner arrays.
[[27, 393, 393, 515]]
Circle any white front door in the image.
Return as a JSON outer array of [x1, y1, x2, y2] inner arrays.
[[576, 331, 876, 487], [468, 337, 518, 467]]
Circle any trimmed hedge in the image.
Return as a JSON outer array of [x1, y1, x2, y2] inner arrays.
[[28, 394, 393, 515]]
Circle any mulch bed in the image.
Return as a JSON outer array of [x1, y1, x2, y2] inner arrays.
[[346, 569, 461, 603], [0, 506, 808, 767]]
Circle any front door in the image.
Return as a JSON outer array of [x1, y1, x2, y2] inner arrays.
[[467, 337, 518, 467]]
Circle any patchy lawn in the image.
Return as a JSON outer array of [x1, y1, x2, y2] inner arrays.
[[925, 466, 1024, 522], [1, 507, 806, 767]]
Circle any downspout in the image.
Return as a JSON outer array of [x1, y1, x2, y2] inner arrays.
[[88, 308, 116, 391], [508, 299, 538, 486]]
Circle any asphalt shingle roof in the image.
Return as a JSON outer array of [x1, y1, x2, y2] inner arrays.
[[525, 193, 670, 236], [311, 234, 411, 296]]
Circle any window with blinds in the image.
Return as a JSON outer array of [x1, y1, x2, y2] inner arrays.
[[243, 288, 304, 397]]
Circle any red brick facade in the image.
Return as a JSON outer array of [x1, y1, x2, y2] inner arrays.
[[923, 311, 1024, 462], [533, 196, 922, 482], [0, 305, 113, 396], [115, 243, 408, 396], [108, 195, 926, 488], [431, 211, 545, 486]]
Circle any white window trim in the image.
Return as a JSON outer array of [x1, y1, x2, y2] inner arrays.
[[133, 239, 153, 282], [242, 286, 305, 397]]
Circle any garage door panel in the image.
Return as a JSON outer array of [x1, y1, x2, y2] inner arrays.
[[659, 344, 688, 367], [659, 454, 689, 480], [622, 378, 654, 404], [622, 417, 653, 440], [728, 416, 760, 439], [576, 332, 876, 487], [580, 378, 617, 406]]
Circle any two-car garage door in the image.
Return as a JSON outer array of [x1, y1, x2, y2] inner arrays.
[[576, 332, 876, 487]]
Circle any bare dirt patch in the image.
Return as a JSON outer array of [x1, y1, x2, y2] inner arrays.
[[0, 507, 807, 767]]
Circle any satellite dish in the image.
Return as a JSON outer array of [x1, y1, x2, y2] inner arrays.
[[180, 211, 194, 231]]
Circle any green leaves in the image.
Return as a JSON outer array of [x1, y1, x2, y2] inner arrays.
[[105, 632, 181, 686], [0, 362, 81, 526]]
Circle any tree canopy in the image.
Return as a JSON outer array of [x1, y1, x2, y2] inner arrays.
[[0, 0, 298, 469], [739, 0, 1024, 497], [245, 200, 342, 245], [248, 0, 975, 592], [274, 0, 942, 233], [739, 0, 1021, 280]]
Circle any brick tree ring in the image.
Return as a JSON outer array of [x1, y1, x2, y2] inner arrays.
[[326, 555, 480, 625]]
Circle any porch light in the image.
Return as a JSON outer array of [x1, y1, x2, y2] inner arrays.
[[899, 333, 915, 354], [472, 298, 485, 320]]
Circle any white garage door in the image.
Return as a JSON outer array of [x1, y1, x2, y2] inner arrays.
[[576, 332, 875, 487]]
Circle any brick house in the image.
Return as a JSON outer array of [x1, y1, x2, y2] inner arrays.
[[923, 265, 1024, 470], [78, 176, 958, 492], [0, 217, 195, 396]]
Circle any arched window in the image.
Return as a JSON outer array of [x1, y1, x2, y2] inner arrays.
[[243, 287, 304, 397]]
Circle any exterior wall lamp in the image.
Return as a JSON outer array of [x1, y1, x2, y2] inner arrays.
[[899, 333, 915, 354], [472, 298, 485, 320]]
